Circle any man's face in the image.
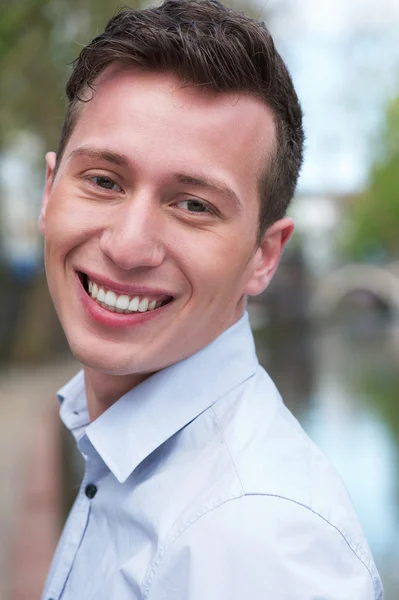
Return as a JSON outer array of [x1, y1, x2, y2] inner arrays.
[[41, 66, 292, 378]]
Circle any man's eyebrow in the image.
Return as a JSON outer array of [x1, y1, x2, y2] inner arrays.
[[175, 173, 242, 209], [67, 148, 242, 208], [67, 146, 130, 167]]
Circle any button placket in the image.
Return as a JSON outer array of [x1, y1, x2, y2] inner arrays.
[[44, 472, 93, 600], [44, 435, 105, 600]]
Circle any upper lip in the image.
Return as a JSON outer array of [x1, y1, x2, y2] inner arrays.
[[77, 268, 175, 298]]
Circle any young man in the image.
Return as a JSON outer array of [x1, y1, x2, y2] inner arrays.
[[40, 1, 383, 598]]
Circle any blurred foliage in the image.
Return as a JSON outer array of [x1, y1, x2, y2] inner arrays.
[[358, 370, 399, 446], [343, 95, 399, 261], [0, 0, 145, 152]]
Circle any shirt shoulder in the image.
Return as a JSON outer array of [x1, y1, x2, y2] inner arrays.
[[143, 494, 382, 600], [206, 367, 381, 589], [212, 367, 366, 524], [140, 367, 382, 599]]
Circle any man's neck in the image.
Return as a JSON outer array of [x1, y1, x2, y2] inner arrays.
[[84, 367, 152, 422], [83, 305, 247, 422]]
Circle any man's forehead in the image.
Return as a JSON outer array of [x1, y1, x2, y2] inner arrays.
[[78, 62, 275, 130]]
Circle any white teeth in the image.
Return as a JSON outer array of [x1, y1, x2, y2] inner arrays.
[[87, 278, 166, 314], [128, 297, 139, 312], [138, 298, 149, 312], [116, 295, 129, 310], [104, 291, 117, 307]]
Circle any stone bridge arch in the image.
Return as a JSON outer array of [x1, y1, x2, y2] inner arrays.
[[311, 263, 399, 318]]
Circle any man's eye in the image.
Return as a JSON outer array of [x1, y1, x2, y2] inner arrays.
[[90, 176, 121, 191], [178, 199, 211, 213]]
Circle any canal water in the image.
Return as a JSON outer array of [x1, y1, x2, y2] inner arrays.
[[252, 308, 399, 598]]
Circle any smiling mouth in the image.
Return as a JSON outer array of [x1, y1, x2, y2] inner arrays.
[[79, 272, 173, 314]]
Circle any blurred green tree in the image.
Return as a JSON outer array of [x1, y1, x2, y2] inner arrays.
[[343, 95, 399, 261], [0, 0, 141, 150]]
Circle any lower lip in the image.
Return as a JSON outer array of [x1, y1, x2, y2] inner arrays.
[[76, 274, 171, 328]]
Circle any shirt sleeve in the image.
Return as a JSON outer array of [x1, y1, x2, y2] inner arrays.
[[146, 494, 380, 600]]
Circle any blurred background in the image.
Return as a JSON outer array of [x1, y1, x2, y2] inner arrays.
[[0, 0, 398, 598]]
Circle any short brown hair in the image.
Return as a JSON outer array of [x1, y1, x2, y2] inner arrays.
[[56, 0, 304, 239]]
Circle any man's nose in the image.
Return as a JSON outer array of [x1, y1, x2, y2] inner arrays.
[[99, 197, 166, 271]]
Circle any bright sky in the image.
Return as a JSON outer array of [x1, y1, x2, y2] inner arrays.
[[284, 0, 399, 34], [266, 0, 399, 194]]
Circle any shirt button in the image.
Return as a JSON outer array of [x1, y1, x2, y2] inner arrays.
[[85, 483, 97, 499]]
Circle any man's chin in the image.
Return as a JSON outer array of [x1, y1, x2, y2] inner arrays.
[[67, 341, 145, 377]]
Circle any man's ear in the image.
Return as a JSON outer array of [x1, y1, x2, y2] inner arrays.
[[39, 151, 57, 235], [244, 217, 294, 297]]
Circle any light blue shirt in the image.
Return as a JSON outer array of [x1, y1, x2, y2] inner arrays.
[[42, 313, 383, 600]]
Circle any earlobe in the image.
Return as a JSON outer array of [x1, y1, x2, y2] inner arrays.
[[244, 217, 294, 297], [39, 152, 57, 235]]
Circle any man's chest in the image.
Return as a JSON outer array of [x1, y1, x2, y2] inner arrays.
[[41, 467, 162, 600], [41, 440, 233, 600]]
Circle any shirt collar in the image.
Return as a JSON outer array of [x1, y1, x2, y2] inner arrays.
[[58, 370, 90, 441], [58, 312, 258, 483]]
